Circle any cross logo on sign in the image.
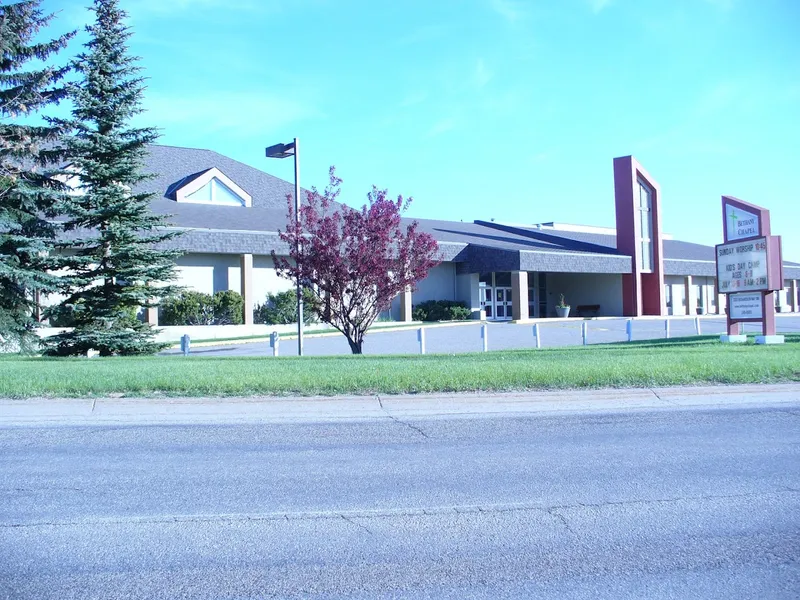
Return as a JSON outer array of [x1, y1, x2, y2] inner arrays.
[[728, 207, 738, 235]]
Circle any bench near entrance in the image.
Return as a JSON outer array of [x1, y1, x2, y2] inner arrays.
[[575, 305, 601, 318]]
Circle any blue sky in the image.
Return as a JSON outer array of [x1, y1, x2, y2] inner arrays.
[[44, 0, 800, 260]]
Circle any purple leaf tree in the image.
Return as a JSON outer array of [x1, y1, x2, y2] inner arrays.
[[273, 167, 439, 354]]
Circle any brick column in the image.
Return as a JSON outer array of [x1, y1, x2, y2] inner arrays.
[[511, 271, 529, 321], [240, 253, 254, 325], [684, 275, 696, 316], [399, 288, 413, 322]]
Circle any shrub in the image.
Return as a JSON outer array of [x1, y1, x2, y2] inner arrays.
[[212, 290, 244, 325], [160, 291, 215, 326], [161, 290, 245, 325], [254, 288, 319, 325], [412, 300, 470, 322]]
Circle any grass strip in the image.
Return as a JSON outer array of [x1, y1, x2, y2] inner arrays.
[[1, 335, 798, 398]]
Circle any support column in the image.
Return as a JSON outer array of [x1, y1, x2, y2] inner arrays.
[[145, 305, 159, 326], [684, 275, 696, 316], [511, 271, 529, 321], [762, 291, 777, 336], [399, 287, 413, 322], [790, 280, 798, 313], [240, 253, 254, 325]]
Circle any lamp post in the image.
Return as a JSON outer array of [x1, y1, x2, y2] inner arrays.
[[265, 138, 303, 356]]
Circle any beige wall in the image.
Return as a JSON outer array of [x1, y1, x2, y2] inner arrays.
[[174, 253, 293, 305], [389, 262, 458, 320], [456, 272, 482, 318]]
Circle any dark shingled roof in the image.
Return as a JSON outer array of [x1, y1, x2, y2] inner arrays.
[[135, 144, 800, 277]]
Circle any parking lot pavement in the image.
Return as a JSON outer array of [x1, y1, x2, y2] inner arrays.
[[161, 315, 800, 358]]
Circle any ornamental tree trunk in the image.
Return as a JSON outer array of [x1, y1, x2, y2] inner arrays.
[[347, 336, 363, 354]]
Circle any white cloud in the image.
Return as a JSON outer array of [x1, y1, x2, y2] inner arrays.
[[703, 0, 736, 9], [426, 117, 457, 138], [587, 0, 614, 14], [122, 0, 272, 17], [138, 91, 323, 137], [473, 59, 493, 88], [691, 81, 740, 117], [399, 91, 429, 108], [398, 23, 453, 46], [489, 0, 525, 23]]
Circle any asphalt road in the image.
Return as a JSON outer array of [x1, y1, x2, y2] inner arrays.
[[164, 314, 800, 357], [2, 392, 799, 599]]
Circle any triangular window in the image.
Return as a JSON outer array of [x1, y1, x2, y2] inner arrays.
[[185, 177, 246, 206]]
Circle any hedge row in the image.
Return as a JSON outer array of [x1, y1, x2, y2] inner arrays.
[[412, 300, 471, 322], [254, 289, 319, 325], [160, 290, 244, 326]]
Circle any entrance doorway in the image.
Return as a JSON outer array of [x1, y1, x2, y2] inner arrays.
[[479, 272, 518, 321], [493, 287, 513, 320]]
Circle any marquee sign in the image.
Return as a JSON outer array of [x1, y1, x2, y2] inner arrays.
[[715, 237, 775, 293], [716, 196, 784, 341]]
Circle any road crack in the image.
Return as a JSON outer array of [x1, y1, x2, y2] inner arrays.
[[547, 508, 575, 535], [5, 489, 797, 530], [649, 388, 677, 406], [341, 514, 373, 536], [376, 394, 429, 439]]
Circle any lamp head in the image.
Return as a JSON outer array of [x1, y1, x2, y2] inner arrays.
[[265, 142, 296, 159]]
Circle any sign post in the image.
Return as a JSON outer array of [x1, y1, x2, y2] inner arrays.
[[716, 196, 784, 344]]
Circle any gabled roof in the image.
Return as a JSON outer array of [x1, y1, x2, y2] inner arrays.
[[135, 144, 800, 278]]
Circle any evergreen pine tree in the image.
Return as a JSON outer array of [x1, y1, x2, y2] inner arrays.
[[45, 0, 180, 356], [0, 0, 74, 352]]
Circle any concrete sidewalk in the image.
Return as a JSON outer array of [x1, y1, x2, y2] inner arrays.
[[1, 383, 798, 427]]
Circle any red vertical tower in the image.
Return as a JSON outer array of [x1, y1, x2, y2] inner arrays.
[[614, 156, 665, 317]]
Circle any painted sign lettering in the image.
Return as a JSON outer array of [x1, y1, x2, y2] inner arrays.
[[724, 203, 760, 241], [729, 293, 763, 320], [716, 237, 770, 293]]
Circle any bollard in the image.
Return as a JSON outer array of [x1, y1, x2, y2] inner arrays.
[[626, 318, 633, 342], [665, 319, 670, 339], [418, 327, 426, 355], [533, 323, 541, 349], [270, 330, 280, 357], [581, 321, 588, 345], [481, 323, 488, 352], [180, 334, 191, 356], [695, 317, 701, 335]]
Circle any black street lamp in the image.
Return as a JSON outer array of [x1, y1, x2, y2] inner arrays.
[[266, 138, 303, 356]]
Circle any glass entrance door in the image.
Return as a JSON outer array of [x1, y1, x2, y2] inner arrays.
[[494, 287, 513, 320]]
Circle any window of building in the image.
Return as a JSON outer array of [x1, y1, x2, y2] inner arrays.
[[538, 273, 547, 318], [173, 167, 252, 207], [695, 284, 704, 314], [185, 177, 247, 206], [637, 178, 654, 273], [494, 272, 511, 287], [527, 272, 537, 318]]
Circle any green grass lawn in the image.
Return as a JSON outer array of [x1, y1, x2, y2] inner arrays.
[[1, 334, 798, 398]]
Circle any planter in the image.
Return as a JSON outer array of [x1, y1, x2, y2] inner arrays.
[[555, 306, 571, 318]]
